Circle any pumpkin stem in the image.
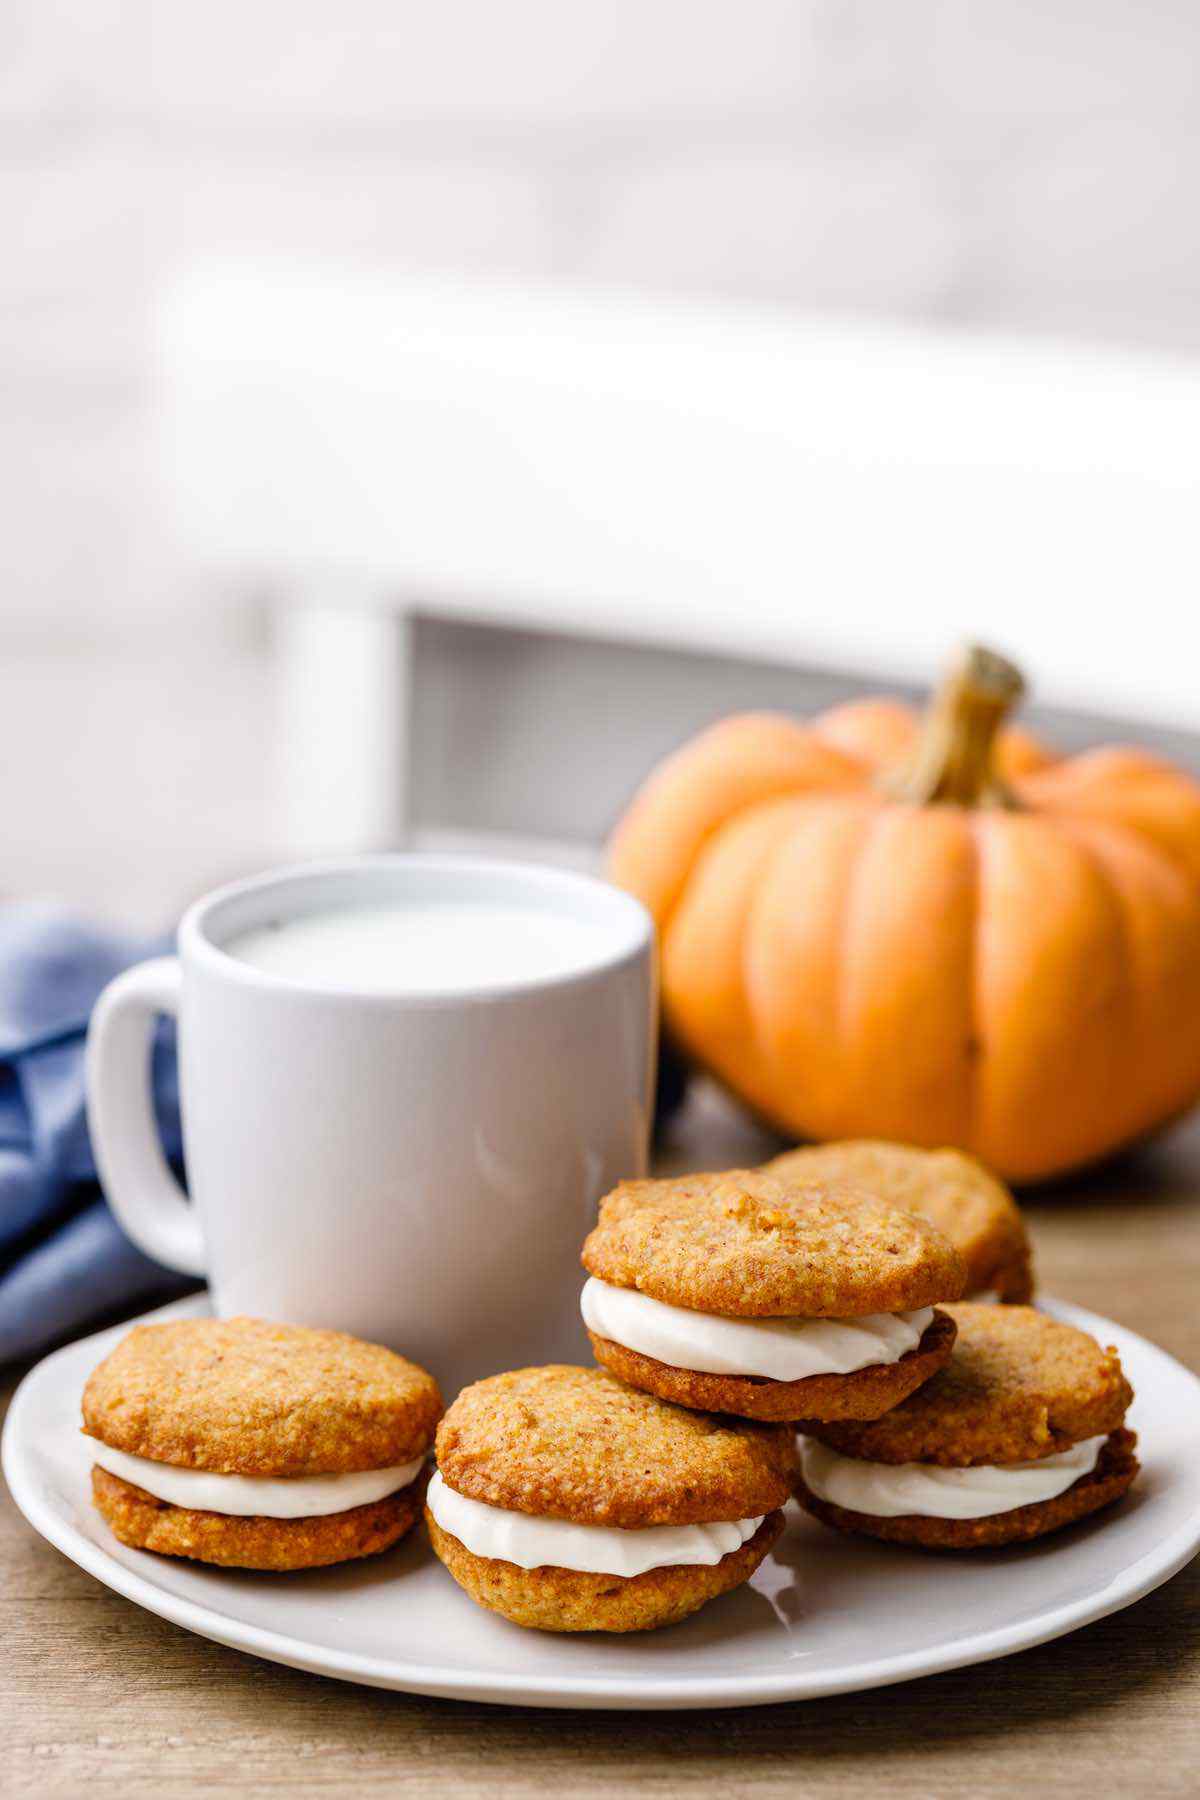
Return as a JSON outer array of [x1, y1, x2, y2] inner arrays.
[[887, 644, 1026, 808]]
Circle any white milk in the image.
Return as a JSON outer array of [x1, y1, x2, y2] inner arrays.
[[226, 901, 620, 994]]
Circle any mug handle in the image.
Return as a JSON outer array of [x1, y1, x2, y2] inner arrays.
[[85, 956, 206, 1277]]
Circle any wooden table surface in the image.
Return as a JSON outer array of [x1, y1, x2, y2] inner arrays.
[[4, 1085, 1199, 1798]]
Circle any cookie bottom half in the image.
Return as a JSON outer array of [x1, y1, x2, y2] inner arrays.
[[92, 1464, 426, 1570], [425, 1508, 784, 1632], [795, 1428, 1139, 1550], [587, 1309, 956, 1424]]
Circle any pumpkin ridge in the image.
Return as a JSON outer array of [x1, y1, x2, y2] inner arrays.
[[662, 793, 823, 1114], [833, 807, 887, 1128], [739, 807, 817, 1123], [964, 812, 987, 1158], [1058, 823, 1140, 1152], [975, 811, 1144, 1179], [1052, 814, 1197, 1147], [746, 793, 883, 1138]]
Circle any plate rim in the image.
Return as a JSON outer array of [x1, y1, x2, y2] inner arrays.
[[5, 1293, 1200, 1711]]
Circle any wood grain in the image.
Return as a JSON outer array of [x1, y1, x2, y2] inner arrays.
[[4, 1085, 1199, 1798]]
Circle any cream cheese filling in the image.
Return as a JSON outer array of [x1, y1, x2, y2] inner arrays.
[[426, 1469, 763, 1577], [799, 1434, 1107, 1520], [90, 1441, 425, 1518], [581, 1276, 934, 1382]]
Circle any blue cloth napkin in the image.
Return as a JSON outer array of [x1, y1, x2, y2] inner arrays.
[[0, 904, 193, 1364]]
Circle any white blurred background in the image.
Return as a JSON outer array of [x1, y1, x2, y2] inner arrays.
[[6, 2, 1200, 924]]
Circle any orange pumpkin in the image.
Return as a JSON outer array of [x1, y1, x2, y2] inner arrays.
[[609, 647, 1200, 1183]]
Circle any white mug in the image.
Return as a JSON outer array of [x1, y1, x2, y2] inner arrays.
[[85, 855, 655, 1397]]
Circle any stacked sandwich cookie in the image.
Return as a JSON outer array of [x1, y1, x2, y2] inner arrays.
[[580, 1169, 966, 1422], [765, 1141, 1033, 1303], [424, 1365, 794, 1632], [83, 1318, 442, 1570], [796, 1304, 1138, 1549]]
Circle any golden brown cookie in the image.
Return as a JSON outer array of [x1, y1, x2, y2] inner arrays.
[[425, 1510, 783, 1633], [83, 1316, 442, 1476], [582, 1170, 966, 1317], [795, 1308, 1138, 1552], [587, 1308, 956, 1423], [766, 1141, 1033, 1302], [92, 1464, 427, 1571], [802, 1305, 1132, 1465], [427, 1366, 793, 1632], [795, 1430, 1138, 1550], [82, 1317, 441, 1571], [434, 1364, 794, 1527]]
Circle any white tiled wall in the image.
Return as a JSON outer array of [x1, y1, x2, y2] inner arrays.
[[6, 2, 1200, 916]]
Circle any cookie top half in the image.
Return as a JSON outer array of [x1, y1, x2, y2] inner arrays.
[[804, 1305, 1132, 1467], [82, 1317, 443, 1477], [434, 1365, 795, 1528], [766, 1140, 1030, 1297], [582, 1170, 966, 1318]]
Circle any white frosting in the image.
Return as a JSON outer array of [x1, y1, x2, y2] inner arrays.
[[581, 1277, 934, 1382], [799, 1434, 1107, 1520], [90, 1441, 425, 1518], [426, 1470, 763, 1576]]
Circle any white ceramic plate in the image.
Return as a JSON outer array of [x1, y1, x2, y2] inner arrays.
[[5, 1295, 1199, 1711]]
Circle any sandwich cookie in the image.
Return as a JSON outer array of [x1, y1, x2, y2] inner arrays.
[[796, 1304, 1137, 1549], [766, 1140, 1033, 1303], [425, 1365, 794, 1632], [82, 1317, 442, 1570], [581, 1170, 966, 1423]]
